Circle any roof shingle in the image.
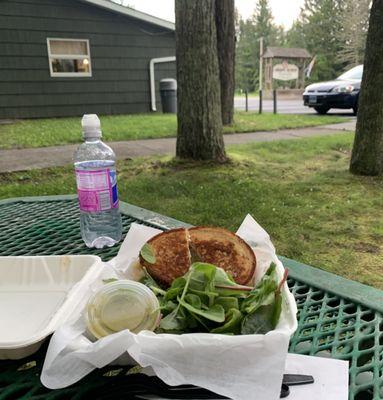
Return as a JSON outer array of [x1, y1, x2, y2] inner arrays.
[[263, 47, 311, 59]]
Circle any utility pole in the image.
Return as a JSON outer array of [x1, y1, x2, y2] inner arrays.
[[259, 36, 263, 114]]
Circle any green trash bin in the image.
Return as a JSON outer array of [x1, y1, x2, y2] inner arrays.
[[160, 79, 177, 113]]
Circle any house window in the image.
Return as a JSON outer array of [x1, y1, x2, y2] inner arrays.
[[47, 38, 92, 77]]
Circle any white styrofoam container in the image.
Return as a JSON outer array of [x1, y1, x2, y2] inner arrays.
[[0, 255, 103, 360]]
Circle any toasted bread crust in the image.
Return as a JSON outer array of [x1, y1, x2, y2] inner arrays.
[[139, 226, 256, 287], [139, 228, 190, 287], [188, 226, 256, 285]]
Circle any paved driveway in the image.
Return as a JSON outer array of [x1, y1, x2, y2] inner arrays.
[[234, 97, 355, 115]]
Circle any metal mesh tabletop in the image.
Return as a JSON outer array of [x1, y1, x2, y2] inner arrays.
[[0, 196, 382, 400]]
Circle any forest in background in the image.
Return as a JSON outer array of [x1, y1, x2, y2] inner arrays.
[[236, 0, 371, 91]]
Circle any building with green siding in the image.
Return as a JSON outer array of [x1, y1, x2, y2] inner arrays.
[[0, 0, 176, 119]]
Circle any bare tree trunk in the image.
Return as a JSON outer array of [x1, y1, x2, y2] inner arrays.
[[350, 0, 383, 176], [175, 0, 226, 161], [216, 0, 235, 126]]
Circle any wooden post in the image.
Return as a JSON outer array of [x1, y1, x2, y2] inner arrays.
[[259, 37, 263, 89], [273, 89, 277, 114], [301, 59, 307, 89]]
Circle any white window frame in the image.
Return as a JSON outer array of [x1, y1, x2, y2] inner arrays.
[[47, 38, 92, 77]]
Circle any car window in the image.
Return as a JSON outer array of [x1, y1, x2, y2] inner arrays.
[[337, 65, 363, 80]]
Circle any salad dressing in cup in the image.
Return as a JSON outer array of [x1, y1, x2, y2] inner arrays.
[[85, 280, 160, 339]]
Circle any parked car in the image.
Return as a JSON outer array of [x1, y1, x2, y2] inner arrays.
[[303, 65, 363, 115]]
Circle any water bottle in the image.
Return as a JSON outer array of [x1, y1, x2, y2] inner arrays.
[[74, 114, 122, 248]]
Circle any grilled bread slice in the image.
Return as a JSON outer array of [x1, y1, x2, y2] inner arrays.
[[188, 226, 256, 285], [139, 228, 191, 287]]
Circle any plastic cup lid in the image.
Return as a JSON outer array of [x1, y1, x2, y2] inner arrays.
[[85, 280, 160, 339]]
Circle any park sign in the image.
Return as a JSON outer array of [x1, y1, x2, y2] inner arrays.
[[273, 61, 299, 81]]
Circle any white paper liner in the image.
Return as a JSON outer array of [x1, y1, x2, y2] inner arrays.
[[41, 215, 298, 400]]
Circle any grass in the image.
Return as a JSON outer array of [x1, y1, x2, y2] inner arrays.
[[1, 133, 382, 289], [0, 112, 346, 149]]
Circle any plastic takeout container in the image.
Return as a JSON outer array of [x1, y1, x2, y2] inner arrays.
[[85, 280, 160, 339], [0, 255, 102, 359]]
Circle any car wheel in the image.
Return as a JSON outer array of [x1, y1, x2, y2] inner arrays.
[[353, 105, 358, 116], [314, 106, 330, 115]]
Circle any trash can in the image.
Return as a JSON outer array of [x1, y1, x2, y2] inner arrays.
[[159, 79, 177, 113]]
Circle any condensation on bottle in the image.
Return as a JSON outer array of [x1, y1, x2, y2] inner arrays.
[[73, 114, 122, 248]]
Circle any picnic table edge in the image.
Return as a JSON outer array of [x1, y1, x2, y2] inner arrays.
[[1, 194, 382, 313]]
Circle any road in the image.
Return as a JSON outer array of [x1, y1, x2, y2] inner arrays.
[[234, 96, 355, 116]]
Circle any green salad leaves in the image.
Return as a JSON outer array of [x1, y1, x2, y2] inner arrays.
[[140, 243, 156, 264], [141, 262, 288, 335]]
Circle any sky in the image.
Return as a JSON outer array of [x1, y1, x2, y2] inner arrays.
[[124, 0, 304, 29]]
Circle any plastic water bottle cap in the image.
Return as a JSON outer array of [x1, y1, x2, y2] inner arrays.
[[81, 114, 102, 139]]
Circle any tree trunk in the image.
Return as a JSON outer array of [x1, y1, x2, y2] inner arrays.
[[215, 0, 235, 126], [350, 0, 383, 176], [175, 0, 226, 161]]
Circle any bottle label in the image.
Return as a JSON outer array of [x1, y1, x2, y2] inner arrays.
[[75, 168, 119, 212]]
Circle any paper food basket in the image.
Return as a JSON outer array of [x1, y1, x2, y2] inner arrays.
[[40, 215, 298, 400]]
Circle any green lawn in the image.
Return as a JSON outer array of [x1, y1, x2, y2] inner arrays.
[[0, 112, 346, 149], [1, 133, 382, 289]]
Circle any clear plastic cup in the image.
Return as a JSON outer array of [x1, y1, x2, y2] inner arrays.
[[85, 280, 160, 339]]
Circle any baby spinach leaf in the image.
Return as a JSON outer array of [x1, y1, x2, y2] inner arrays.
[[141, 270, 166, 296], [191, 262, 217, 281], [178, 297, 225, 323], [215, 297, 239, 311], [269, 266, 288, 328], [187, 310, 212, 332], [241, 285, 276, 314], [150, 260, 285, 335], [160, 300, 177, 314], [170, 277, 187, 289], [141, 268, 163, 291], [184, 293, 202, 309], [189, 289, 219, 306], [213, 267, 252, 297], [150, 286, 167, 296], [211, 309, 243, 334], [241, 305, 274, 335], [241, 263, 279, 314], [190, 262, 217, 293], [159, 265, 194, 332], [184, 309, 200, 330], [215, 286, 251, 298], [164, 286, 184, 301], [214, 267, 238, 287], [140, 243, 156, 264], [271, 292, 282, 328], [188, 271, 208, 291], [160, 308, 187, 331]]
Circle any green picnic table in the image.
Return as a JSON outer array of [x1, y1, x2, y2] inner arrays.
[[0, 195, 382, 400]]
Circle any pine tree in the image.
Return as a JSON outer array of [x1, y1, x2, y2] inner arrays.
[[235, 0, 279, 91], [235, 18, 257, 91], [289, 0, 345, 81], [338, 0, 370, 66], [286, 21, 306, 49]]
